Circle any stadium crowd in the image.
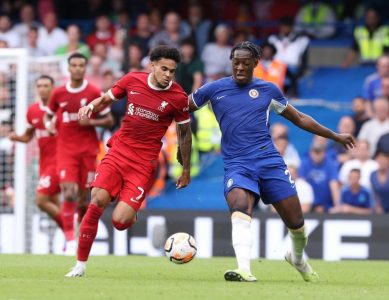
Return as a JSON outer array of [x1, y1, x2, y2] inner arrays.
[[1, 0, 389, 215]]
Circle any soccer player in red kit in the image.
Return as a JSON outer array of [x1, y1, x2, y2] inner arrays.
[[9, 75, 63, 231], [45, 53, 114, 254], [65, 45, 192, 277]]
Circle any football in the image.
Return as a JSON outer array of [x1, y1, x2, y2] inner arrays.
[[164, 232, 197, 264]]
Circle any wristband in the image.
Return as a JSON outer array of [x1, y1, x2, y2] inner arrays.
[[45, 121, 51, 129], [87, 103, 94, 112]]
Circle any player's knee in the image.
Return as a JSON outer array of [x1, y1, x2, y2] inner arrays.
[[112, 219, 132, 231], [227, 189, 252, 215], [35, 197, 45, 209], [90, 188, 111, 209], [286, 217, 305, 230]]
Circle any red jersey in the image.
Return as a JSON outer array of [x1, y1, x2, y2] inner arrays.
[[26, 101, 57, 173], [107, 72, 190, 163], [47, 80, 108, 156]]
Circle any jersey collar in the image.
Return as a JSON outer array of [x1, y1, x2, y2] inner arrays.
[[147, 74, 172, 91], [66, 80, 88, 93]]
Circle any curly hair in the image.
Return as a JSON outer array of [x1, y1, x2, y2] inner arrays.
[[150, 45, 181, 63], [229, 41, 261, 60]]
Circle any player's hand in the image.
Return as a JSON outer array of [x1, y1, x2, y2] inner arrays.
[[78, 104, 93, 120], [78, 118, 94, 126], [176, 169, 190, 189], [45, 120, 57, 135], [335, 133, 356, 150], [8, 132, 17, 141], [176, 146, 183, 166]]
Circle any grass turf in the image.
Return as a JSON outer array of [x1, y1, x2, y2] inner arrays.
[[0, 255, 388, 300]]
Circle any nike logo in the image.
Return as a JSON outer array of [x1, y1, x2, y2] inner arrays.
[[130, 91, 140, 95], [216, 95, 226, 100], [59, 102, 68, 107], [32, 118, 39, 124]]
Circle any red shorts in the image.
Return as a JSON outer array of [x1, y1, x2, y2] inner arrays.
[[91, 157, 157, 212], [57, 153, 97, 189], [37, 166, 61, 196]]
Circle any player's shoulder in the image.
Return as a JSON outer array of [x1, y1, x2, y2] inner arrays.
[[27, 102, 39, 115], [86, 81, 103, 94], [127, 71, 148, 81]]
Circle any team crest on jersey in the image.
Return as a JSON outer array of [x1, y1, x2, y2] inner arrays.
[[158, 101, 169, 111], [227, 178, 234, 188], [249, 89, 259, 99]]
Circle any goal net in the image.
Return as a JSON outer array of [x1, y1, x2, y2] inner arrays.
[[0, 49, 65, 253]]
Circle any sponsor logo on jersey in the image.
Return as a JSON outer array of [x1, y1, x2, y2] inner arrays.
[[249, 89, 259, 99], [32, 118, 39, 124], [158, 101, 169, 112], [62, 111, 78, 122], [227, 178, 233, 188], [128, 103, 159, 121], [59, 102, 68, 107], [37, 175, 51, 189], [128, 103, 134, 115], [60, 170, 66, 179]]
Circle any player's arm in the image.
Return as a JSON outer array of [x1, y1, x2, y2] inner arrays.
[[176, 122, 192, 189], [281, 104, 356, 149], [78, 93, 114, 120], [188, 95, 200, 113], [8, 127, 35, 143]]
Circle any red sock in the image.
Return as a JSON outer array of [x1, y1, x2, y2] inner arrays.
[[53, 213, 64, 230], [61, 201, 77, 241], [77, 204, 103, 262], [77, 205, 88, 223]]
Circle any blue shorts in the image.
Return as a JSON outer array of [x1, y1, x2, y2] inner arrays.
[[223, 154, 297, 205]]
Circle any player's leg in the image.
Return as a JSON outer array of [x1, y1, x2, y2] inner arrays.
[[112, 201, 137, 230], [224, 187, 257, 282], [61, 181, 79, 250], [272, 195, 319, 282], [35, 193, 63, 230], [75, 188, 89, 239], [65, 187, 111, 277]]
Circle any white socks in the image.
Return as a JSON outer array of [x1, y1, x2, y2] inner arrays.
[[231, 211, 252, 273], [76, 260, 86, 269], [288, 225, 307, 265]]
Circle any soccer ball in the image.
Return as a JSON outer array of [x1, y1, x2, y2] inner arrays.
[[164, 232, 197, 264]]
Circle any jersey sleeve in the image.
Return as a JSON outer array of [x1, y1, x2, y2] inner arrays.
[[174, 94, 190, 124], [108, 73, 130, 101], [268, 83, 288, 114], [191, 82, 214, 108], [46, 89, 59, 115], [26, 106, 33, 128]]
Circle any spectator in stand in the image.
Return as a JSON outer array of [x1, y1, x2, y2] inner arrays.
[[288, 164, 313, 214], [299, 139, 340, 213], [56, 24, 91, 58], [370, 149, 389, 213], [27, 26, 45, 57], [327, 116, 356, 166], [201, 24, 232, 82], [358, 98, 389, 157], [13, 3, 40, 47], [342, 7, 389, 68], [86, 55, 104, 88], [149, 7, 162, 34], [351, 96, 370, 136], [268, 17, 309, 97], [0, 14, 20, 48], [109, 29, 125, 68], [274, 135, 301, 168], [339, 140, 378, 190], [175, 38, 203, 95], [271, 123, 301, 168], [131, 13, 153, 57], [294, 0, 337, 39], [37, 11, 67, 56], [331, 168, 373, 214], [93, 42, 121, 74], [253, 42, 287, 91], [363, 54, 389, 102], [381, 76, 389, 100], [127, 43, 144, 72], [87, 15, 115, 52], [149, 11, 190, 49], [181, 2, 212, 55]]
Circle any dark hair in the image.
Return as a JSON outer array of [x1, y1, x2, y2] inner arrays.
[[261, 42, 277, 56], [149, 45, 181, 63], [230, 41, 261, 60], [29, 25, 39, 32], [350, 168, 361, 175], [68, 52, 88, 64], [36, 74, 54, 85], [280, 16, 294, 26]]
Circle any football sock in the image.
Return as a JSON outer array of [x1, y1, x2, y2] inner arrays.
[[77, 205, 87, 223], [231, 211, 252, 273], [62, 201, 77, 241], [53, 213, 64, 230], [288, 225, 307, 265], [77, 204, 103, 262]]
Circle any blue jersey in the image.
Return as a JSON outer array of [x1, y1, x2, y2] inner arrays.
[[192, 77, 296, 204], [340, 186, 372, 208], [192, 77, 288, 165]]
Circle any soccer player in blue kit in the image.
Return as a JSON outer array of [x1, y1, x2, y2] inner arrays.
[[187, 42, 356, 282]]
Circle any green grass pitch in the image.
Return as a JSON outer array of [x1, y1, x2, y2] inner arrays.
[[0, 255, 388, 300]]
